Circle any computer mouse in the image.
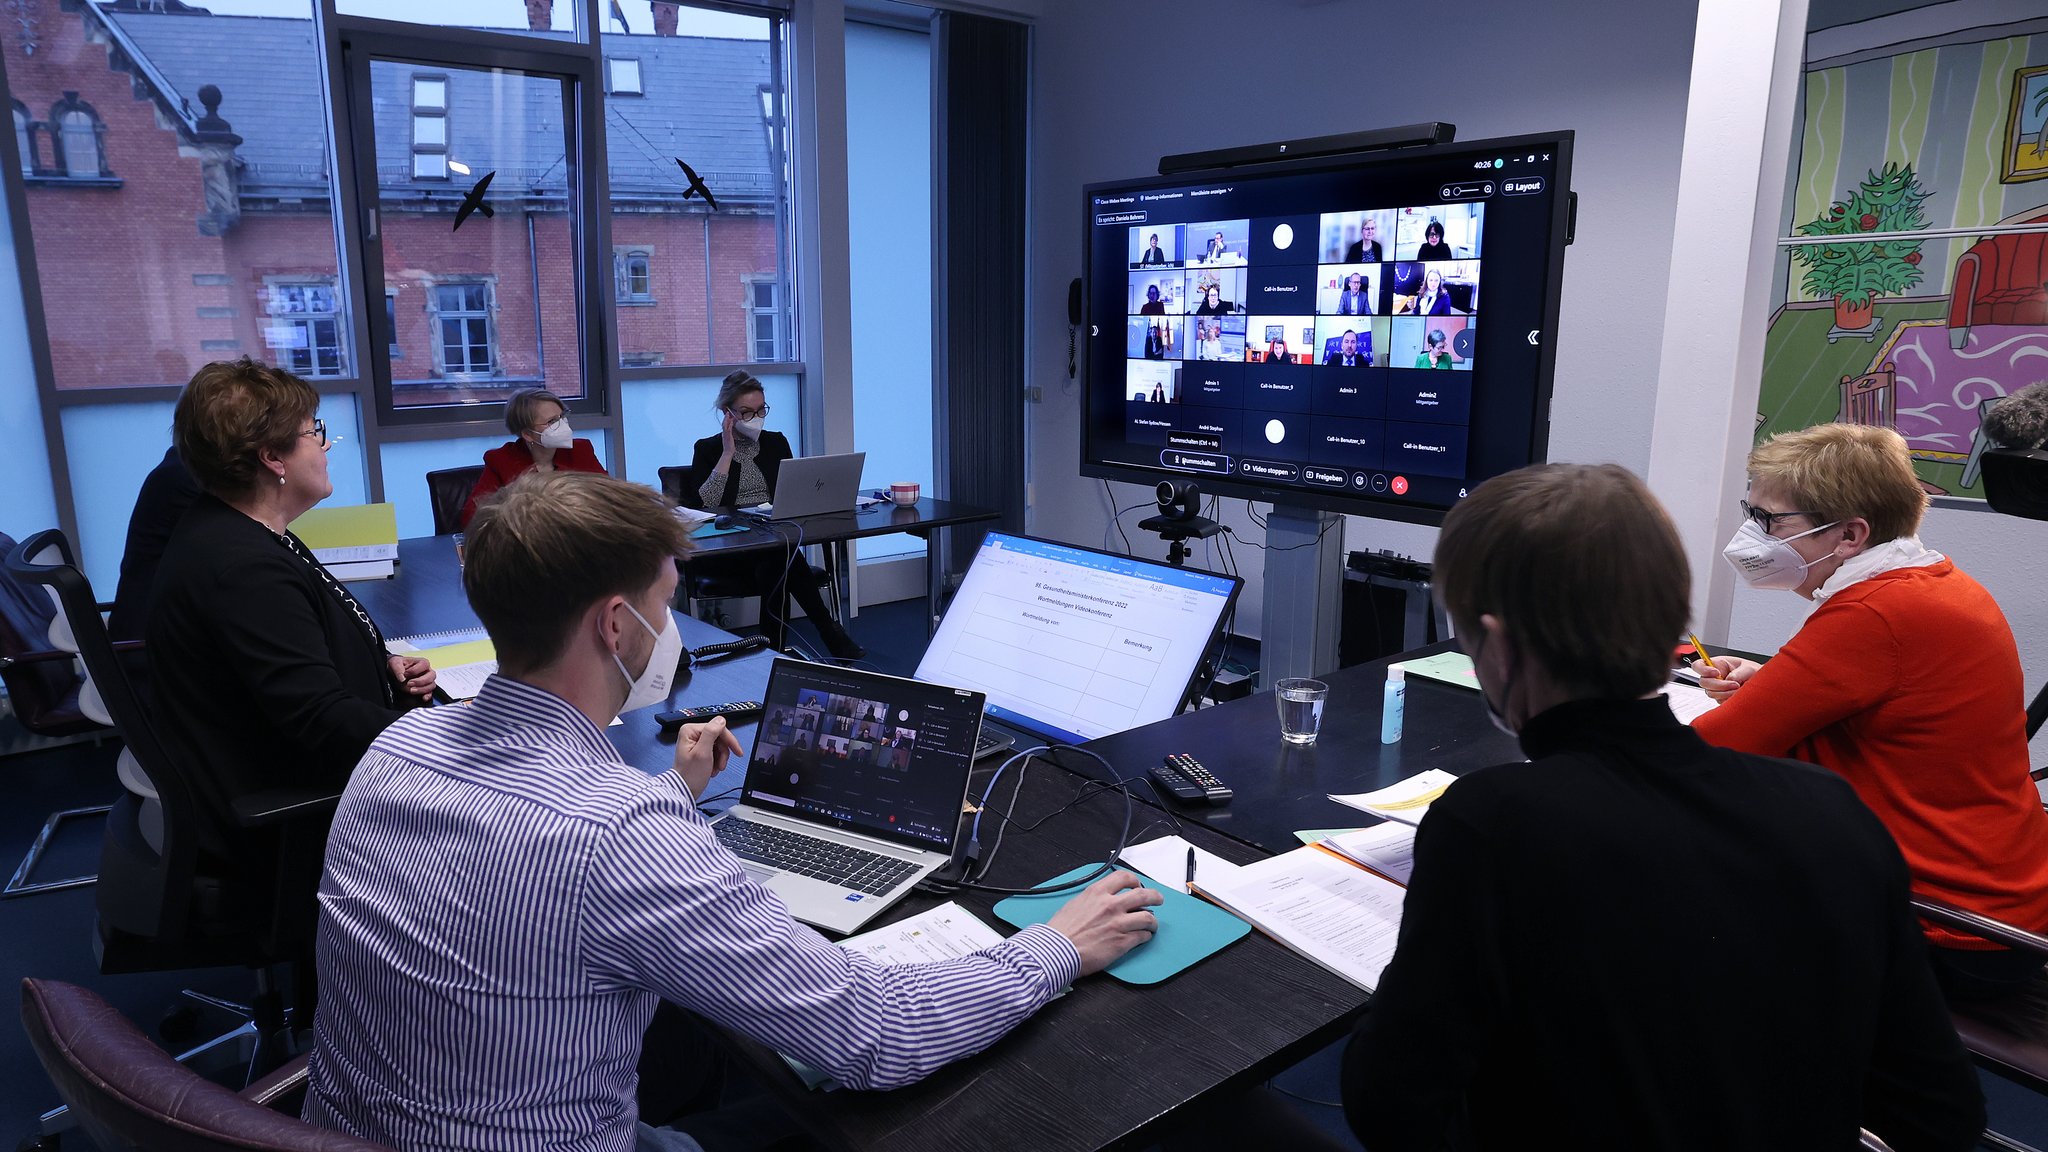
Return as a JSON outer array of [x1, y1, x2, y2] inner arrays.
[[714, 514, 739, 530]]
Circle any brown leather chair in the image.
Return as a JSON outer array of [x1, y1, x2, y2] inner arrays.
[[425, 465, 484, 536], [21, 977, 391, 1152]]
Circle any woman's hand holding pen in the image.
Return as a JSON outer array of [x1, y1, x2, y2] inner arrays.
[[1693, 656, 1761, 703]]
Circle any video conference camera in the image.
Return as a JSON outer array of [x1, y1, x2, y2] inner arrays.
[[1138, 480, 1222, 567], [1981, 383, 2048, 521]]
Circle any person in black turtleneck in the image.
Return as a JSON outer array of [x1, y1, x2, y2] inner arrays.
[[1340, 463, 1982, 1152]]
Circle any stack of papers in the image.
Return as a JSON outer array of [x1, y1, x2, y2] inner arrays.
[[1329, 769, 1460, 826], [1316, 823, 1417, 885], [840, 901, 1007, 964], [411, 637, 497, 701], [290, 503, 399, 581], [784, 902, 1009, 1090], [1395, 651, 1479, 689], [1659, 682, 1719, 725], [1193, 846, 1408, 992]]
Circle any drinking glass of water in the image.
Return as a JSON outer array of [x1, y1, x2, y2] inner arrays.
[[1275, 678, 1329, 745]]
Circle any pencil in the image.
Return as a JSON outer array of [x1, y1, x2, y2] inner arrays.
[[1687, 632, 1718, 677]]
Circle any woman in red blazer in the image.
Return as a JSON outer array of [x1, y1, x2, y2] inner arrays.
[[460, 388, 607, 527]]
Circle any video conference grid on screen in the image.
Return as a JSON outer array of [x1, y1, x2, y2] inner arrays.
[[1088, 137, 1568, 517], [745, 665, 981, 851]]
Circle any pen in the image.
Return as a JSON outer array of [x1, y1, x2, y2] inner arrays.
[[1687, 632, 1718, 677], [1186, 846, 1196, 893]]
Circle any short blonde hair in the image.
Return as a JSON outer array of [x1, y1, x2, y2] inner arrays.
[[503, 388, 565, 436], [1747, 423, 1926, 543]]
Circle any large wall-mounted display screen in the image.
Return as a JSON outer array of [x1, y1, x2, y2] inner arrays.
[[1081, 132, 1574, 525]]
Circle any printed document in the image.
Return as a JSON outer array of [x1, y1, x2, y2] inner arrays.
[[1329, 768, 1460, 825], [1195, 847, 1407, 992]]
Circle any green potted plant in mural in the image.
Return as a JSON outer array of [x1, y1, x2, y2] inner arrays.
[[1792, 161, 1930, 334]]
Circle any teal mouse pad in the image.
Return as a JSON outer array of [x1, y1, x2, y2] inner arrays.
[[992, 864, 1249, 985], [690, 522, 748, 539]]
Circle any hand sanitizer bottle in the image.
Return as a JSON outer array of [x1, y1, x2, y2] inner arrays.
[[1381, 664, 1406, 744]]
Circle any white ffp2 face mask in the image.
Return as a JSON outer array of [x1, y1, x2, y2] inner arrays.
[[733, 416, 766, 441], [1720, 518, 1840, 591], [538, 419, 574, 450], [612, 601, 682, 716]]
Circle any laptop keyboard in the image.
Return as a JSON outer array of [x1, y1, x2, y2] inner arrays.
[[976, 730, 1010, 756], [715, 819, 920, 896]]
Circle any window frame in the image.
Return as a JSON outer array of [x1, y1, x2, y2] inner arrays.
[[408, 72, 449, 182], [47, 93, 110, 182], [614, 245, 654, 305], [605, 56, 642, 96], [424, 276, 501, 381], [744, 274, 785, 362], [265, 276, 351, 379], [11, 99, 37, 177], [4, 0, 826, 553]]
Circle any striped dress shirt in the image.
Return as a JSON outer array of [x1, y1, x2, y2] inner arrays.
[[303, 674, 1079, 1152]]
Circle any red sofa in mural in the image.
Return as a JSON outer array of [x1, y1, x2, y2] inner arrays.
[[1947, 206, 2048, 349]]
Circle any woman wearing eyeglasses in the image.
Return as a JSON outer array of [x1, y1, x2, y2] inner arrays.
[[676, 370, 865, 659], [459, 388, 607, 528], [1691, 422, 2048, 999], [148, 358, 434, 857]]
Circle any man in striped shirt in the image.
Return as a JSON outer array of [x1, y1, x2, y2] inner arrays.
[[303, 472, 1163, 1152]]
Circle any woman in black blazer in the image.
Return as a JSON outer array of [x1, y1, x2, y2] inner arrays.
[[674, 370, 865, 658], [148, 359, 434, 851]]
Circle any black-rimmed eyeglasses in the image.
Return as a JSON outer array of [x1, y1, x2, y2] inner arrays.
[[1738, 499, 1819, 533], [299, 418, 328, 448]]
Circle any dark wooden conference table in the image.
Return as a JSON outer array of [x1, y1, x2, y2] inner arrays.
[[682, 497, 1000, 635], [351, 540, 1520, 1151]]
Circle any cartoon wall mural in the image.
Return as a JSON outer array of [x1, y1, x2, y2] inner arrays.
[[1757, 8, 2048, 500]]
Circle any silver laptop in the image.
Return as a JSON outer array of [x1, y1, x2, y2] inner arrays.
[[710, 658, 983, 935], [766, 451, 867, 519]]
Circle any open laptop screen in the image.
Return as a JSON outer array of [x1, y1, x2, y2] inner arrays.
[[744, 660, 984, 852], [915, 532, 1242, 743]]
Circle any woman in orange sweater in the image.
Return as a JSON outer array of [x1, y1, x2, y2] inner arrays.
[[1693, 423, 2048, 998]]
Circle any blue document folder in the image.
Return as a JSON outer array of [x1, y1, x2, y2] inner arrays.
[[993, 864, 1249, 985]]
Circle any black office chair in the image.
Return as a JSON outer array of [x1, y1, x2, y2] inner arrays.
[[655, 465, 830, 642], [425, 466, 484, 536], [0, 531, 119, 898], [6, 531, 336, 1100], [1906, 896, 2048, 1152]]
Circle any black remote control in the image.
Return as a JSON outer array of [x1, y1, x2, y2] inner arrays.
[[656, 701, 764, 734], [1151, 753, 1232, 805]]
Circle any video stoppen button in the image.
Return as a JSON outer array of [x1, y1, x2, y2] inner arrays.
[[1303, 466, 1348, 488], [1165, 430, 1223, 452], [1239, 459, 1300, 483], [1160, 449, 1231, 475]]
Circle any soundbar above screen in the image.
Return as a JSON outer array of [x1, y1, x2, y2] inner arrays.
[[1082, 131, 1573, 526]]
